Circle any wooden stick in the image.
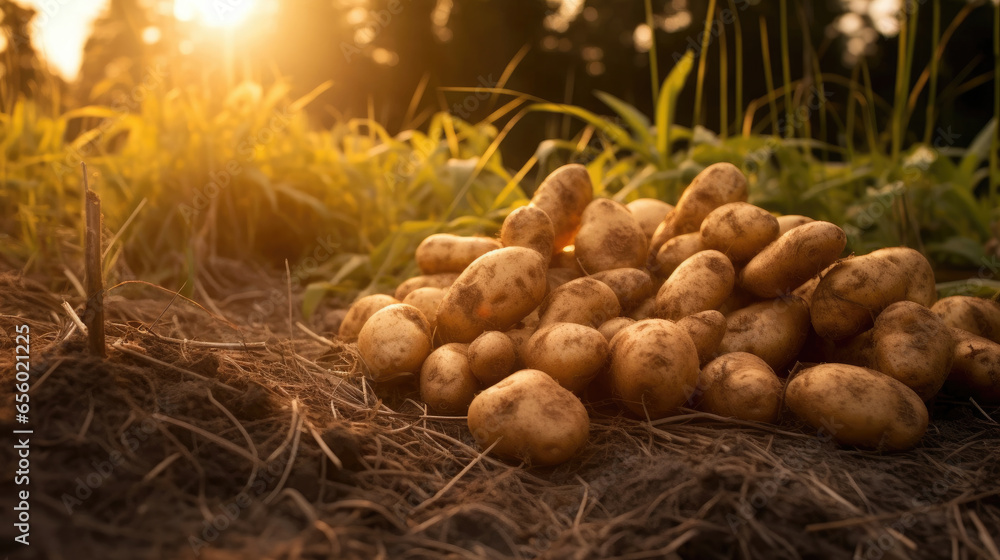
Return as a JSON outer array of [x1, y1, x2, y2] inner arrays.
[[82, 164, 106, 358]]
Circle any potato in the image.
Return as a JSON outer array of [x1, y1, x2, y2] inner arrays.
[[609, 319, 700, 418], [529, 164, 593, 252], [419, 343, 479, 415], [947, 328, 1000, 403], [627, 198, 674, 239], [524, 323, 609, 392], [394, 273, 460, 300], [785, 363, 929, 451], [547, 267, 581, 293], [740, 221, 847, 298], [575, 199, 648, 272], [338, 294, 400, 341], [776, 214, 814, 235], [598, 317, 635, 341], [467, 369, 590, 466], [500, 205, 555, 262], [810, 248, 934, 340], [654, 250, 735, 321], [719, 296, 810, 372], [649, 162, 749, 254], [590, 268, 655, 312], [676, 310, 726, 366], [415, 234, 502, 275], [468, 331, 518, 387], [871, 301, 955, 400], [436, 247, 548, 343], [699, 202, 780, 264], [538, 277, 621, 329], [504, 326, 535, 369], [716, 284, 762, 316], [698, 353, 782, 423], [401, 287, 446, 333], [628, 297, 656, 321], [357, 304, 433, 382], [932, 296, 1000, 343], [651, 232, 703, 279]]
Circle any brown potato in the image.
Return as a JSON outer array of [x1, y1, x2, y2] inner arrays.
[[649, 163, 749, 255], [698, 353, 782, 423], [468, 331, 518, 387], [401, 287, 446, 333], [590, 268, 655, 312], [676, 310, 727, 366], [529, 164, 594, 252], [500, 205, 555, 262], [598, 317, 636, 341], [931, 296, 1000, 343], [467, 369, 590, 466], [947, 328, 1000, 403], [871, 301, 955, 400], [699, 202, 780, 264], [627, 198, 674, 238], [575, 199, 648, 272], [609, 319, 700, 418], [415, 234, 502, 274], [394, 273, 460, 301], [740, 221, 847, 299], [719, 296, 810, 372], [419, 343, 479, 415], [651, 232, 703, 279], [525, 322, 609, 392], [776, 215, 814, 235], [654, 250, 735, 321], [538, 277, 622, 329], [357, 304, 433, 382], [628, 297, 656, 321], [338, 294, 400, 341], [436, 247, 548, 343], [785, 363, 929, 451], [547, 267, 582, 293]]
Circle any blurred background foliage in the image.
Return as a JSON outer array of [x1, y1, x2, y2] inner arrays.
[[1, 0, 998, 308]]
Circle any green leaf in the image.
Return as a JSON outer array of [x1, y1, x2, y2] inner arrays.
[[594, 91, 654, 151], [655, 51, 695, 167], [957, 118, 997, 186]]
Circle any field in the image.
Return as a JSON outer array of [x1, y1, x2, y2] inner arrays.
[[3, 1, 1000, 558]]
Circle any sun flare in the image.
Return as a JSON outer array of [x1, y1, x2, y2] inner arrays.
[[173, 0, 258, 28]]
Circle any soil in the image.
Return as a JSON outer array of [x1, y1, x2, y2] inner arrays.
[[1, 269, 999, 560]]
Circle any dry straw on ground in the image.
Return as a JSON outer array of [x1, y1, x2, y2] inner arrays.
[[1, 270, 999, 560]]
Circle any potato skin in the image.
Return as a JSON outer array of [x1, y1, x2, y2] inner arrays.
[[419, 343, 479, 415], [467, 369, 590, 466], [654, 250, 735, 321], [649, 162, 748, 255], [651, 232, 703, 279], [598, 317, 636, 341], [932, 296, 1000, 343], [339, 294, 401, 341], [575, 199, 648, 272], [676, 310, 726, 366], [776, 215, 814, 235], [785, 363, 928, 451], [415, 234, 502, 275], [357, 304, 433, 382], [501, 205, 555, 262], [590, 268, 655, 312], [698, 353, 782, 423], [468, 331, 518, 387], [529, 164, 594, 253], [609, 319, 701, 418], [401, 287, 446, 333], [871, 301, 955, 401], [947, 328, 1000, 403], [394, 273, 460, 301], [538, 277, 622, 329], [627, 198, 674, 238], [740, 221, 847, 299], [719, 296, 811, 372], [699, 202, 780, 264], [436, 247, 549, 343], [810, 247, 936, 340], [525, 323, 609, 392]]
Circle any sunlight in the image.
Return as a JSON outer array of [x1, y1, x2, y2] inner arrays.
[[173, 0, 258, 28]]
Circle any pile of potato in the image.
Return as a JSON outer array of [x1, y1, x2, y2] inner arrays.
[[339, 163, 1000, 466]]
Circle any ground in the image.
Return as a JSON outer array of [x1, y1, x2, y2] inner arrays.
[[1, 269, 999, 560]]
